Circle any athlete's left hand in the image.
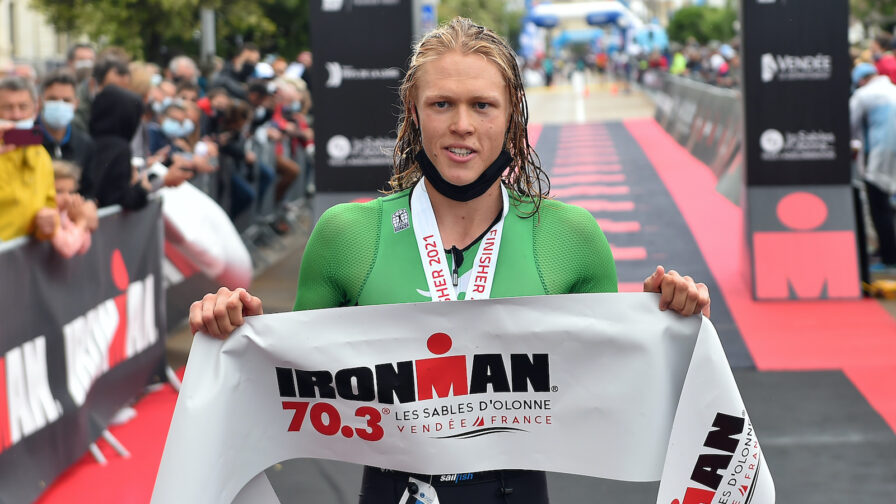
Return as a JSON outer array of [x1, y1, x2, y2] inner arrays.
[[643, 265, 711, 317]]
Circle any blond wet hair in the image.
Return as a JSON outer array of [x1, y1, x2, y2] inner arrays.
[[389, 17, 548, 214]]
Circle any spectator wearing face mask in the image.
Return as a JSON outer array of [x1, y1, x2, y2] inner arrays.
[[148, 101, 195, 156], [0, 76, 59, 241], [273, 78, 314, 170], [67, 43, 96, 85], [275, 78, 314, 151], [182, 100, 218, 175], [38, 71, 95, 171]]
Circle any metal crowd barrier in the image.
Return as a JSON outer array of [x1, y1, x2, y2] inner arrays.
[[188, 125, 316, 268], [642, 72, 745, 206]]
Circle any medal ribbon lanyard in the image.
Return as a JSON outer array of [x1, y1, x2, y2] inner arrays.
[[410, 179, 509, 301]]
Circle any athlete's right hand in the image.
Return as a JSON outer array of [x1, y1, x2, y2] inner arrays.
[[189, 287, 263, 338]]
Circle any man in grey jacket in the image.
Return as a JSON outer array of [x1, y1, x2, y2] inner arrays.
[[851, 62, 896, 269]]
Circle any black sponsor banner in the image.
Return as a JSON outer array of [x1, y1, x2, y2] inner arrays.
[[310, 0, 413, 192], [0, 202, 166, 504], [742, 0, 860, 299], [741, 0, 850, 186]]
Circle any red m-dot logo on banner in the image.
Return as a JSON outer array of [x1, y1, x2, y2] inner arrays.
[[752, 190, 860, 299]]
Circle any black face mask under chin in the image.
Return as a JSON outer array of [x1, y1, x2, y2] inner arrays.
[[415, 149, 512, 202]]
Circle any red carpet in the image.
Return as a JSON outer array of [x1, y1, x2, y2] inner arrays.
[[624, 118, 896, 432], [35, 380, 180, 504]]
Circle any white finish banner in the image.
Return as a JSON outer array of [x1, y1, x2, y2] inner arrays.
[[153, 293, 774, 504]]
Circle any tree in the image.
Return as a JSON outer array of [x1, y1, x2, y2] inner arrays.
[[438, 0, 525, 46], [667, 6, 737, 45], [31, 0, 310, 63], [255, 0, 311, 59], [851, 0, 896, 33]]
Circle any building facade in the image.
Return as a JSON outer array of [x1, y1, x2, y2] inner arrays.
[[0, 0, 72, 68]]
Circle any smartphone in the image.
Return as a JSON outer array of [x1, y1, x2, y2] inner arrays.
[[2, 128, 43, 146]]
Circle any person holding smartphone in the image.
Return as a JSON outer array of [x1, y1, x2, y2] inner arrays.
[[0, 76, 59, 241]]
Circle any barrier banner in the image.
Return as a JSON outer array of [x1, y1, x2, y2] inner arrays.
[[672, 81, 700, 146], [309, 0, 412, 192], [651, 73, 674, 130], [741, 0, 850, 187], [153, 293, 774, 504], [0, 202, 166, 504]]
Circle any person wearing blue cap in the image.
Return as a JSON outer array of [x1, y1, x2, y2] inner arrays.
[[850, 62, 896, 271]]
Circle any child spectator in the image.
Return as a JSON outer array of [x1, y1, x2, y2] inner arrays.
[[51, 160, 94, 257]]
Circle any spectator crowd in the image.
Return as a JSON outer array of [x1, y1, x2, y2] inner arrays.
[[521, 38, 741, 92], [0, 43, 316, 256], [850, 32, 896, 273]]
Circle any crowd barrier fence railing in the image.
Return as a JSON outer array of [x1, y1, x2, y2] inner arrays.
[[642, 71, 745, 206]]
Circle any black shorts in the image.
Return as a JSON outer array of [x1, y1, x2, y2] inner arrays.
[[358, 466, 550, 504]]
